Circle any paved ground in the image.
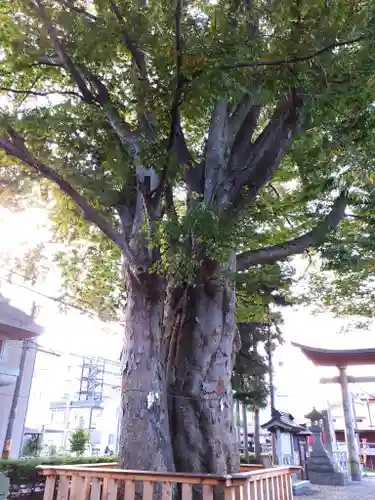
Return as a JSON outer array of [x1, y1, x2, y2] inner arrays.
[[299, 478, 375, 499]]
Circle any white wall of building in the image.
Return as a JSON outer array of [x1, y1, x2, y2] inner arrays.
[[0, 339, 37, 457], [330, 397, 375, 431]]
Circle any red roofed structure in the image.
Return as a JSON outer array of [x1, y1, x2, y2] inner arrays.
[[291, 342, 375, 367], [292, 341, 375, 482]]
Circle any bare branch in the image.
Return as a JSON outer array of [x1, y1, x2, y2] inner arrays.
[[236, 192, 348, 270], [0, 127, 135, 262], [222, 35, 366, 71]]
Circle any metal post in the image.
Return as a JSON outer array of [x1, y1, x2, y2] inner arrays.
[[339, 366, 361, 481], [235, 399, 241, 446], [242, 402, 249, 463], [89, 406, 94, 431], [62, 398, 71, 452], [366, 397, 373, 427], [267, 323, 275, 411], [254, 407, 261, 460], [266, 321, 277, 465]]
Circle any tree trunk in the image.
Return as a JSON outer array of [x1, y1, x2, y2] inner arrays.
[[165, 256, 240, 475], [118, 268, 175, 472]]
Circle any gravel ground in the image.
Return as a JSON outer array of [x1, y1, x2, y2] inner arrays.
[[299, 478, 375, 499]]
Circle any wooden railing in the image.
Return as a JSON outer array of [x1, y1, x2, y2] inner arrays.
[[74, 463, 121, 469], [38, 464, 299, 500]]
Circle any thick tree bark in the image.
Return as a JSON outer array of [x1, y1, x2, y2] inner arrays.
[[165, 255, 240, 475], [119, 267, 175, 472]]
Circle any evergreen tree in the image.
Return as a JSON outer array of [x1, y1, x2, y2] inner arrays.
[[233, 322, 269, 409], [69, 429, 90, 457]]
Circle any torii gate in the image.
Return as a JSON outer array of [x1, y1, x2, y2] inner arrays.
[[292, 342, 375, 482]]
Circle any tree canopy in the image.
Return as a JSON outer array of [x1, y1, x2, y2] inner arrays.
[[0, 1, 375, 301]]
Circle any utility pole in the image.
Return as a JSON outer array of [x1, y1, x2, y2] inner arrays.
[[267, 322, 275, 411], [254, 406, 261, 460], [266, 318, 277, 464], [2, 339, 29, 459]]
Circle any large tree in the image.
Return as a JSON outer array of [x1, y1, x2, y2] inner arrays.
[[1, 0, 375, 475]]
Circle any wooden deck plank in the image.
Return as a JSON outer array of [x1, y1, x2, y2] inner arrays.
[[124, 480, 135, 500], [56, 477, 69, 500], [43, 476, 56, 500]]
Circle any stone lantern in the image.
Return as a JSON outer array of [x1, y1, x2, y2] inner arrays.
[[304, 408, 349, 486]]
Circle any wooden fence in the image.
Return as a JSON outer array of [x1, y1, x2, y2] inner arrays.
[[38, 463, 300, 500]]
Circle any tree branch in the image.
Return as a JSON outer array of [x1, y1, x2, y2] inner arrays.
[[56, 0, 100, 21], [0, 127, 135, 262], [34, 1, 139, 156], [168, 0, 191, 167], [229, 90, 304, 206], [236, 192, 348, 270], [169, 0, 185, 143], [31, 54, 64, 68], [0, 86, 81, 99], [152, 0, 190, 206], [222, 35, 366, 71], [228, 93, 258, 144], [229, 103, 261, 173], [109, 0, 147, 79], [204, 100, 228, 205], [34, 1, 95, 103], [109, 0, 157, 131]]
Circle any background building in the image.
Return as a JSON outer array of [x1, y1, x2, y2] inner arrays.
[[41, 355, 121, 455], [330, 393, 375, 468]]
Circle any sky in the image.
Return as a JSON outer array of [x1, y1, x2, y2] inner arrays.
[[1, 205, 375, 425], [0, 206, 123, 359], [274, 307, 375, 420]]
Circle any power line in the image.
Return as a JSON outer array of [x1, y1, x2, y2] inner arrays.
[[0, 268, 125, 327], [1, 266, 109, 314], [5, 339, 121, 367]]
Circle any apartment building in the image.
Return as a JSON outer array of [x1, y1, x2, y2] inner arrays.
[[0, 296, 42, 458]]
